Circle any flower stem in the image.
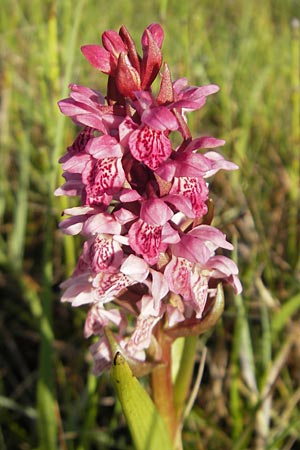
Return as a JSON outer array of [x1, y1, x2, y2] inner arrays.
[[151, 328, 178, 445]]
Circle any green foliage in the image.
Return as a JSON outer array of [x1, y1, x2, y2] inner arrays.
[[111, 353, 174, 450], [0, 0, 299, 449]]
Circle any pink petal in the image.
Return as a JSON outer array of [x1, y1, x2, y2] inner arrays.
[[118, 188, 142, 202], [83, 235, 123, 273], [164, 256, 192, 299], [126, 314, 161, 354], [90, 337, 112, 374], [204, 255, 242, 294], [140, 198, 173, 225], [81, 44, 112, 73], [73, 113, 108, 132], [171, 97, 206, 111], [166, 296, 185, 327], [204, 151, 239, 177], [173, 152, 212, 177], [172, 77, 188, 92], [133, 90, 154, 112], [120, 254, 150, 281], [169, 176, 209, 217], [54, 178, 83, 197], [148, 269, 169, 312], [113, 207, 138, 224], [172, 234, 213, 265], [61, 273, 93, 306], [93, 271, 132, 302], [82, 157, 125, 203], [231, 275, 243, 294], [161, 222, 180, 244], [58, 99, 107, 132], [118, 117, 139, 146], [68, 84, 105, 106], [172, 82, 220, 111], [86, 135, 123, 158], [84, 305, 124, 338], [138, 294, 161, 317], [164, 194, 194, 217], [59, 215, 86, 235], [174, 83, 219, 99], [62, 153, 90, 173], [82, 212, 122, 235], [190, 269, 209, 318], [155, 159, 177, 181], [188, 225, 233, 251], [63, 205, 100, 215], [205, 255, 239, 276], [141, 106, 178, 131], [185, 136, 226, 152]]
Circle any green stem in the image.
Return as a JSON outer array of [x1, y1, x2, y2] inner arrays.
[[173, 336, 198, 420]]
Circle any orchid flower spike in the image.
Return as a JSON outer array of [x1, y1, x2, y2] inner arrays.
[[56, 23, 242, 376]]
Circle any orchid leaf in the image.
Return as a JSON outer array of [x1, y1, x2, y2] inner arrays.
[[110, 352, 174, 450]]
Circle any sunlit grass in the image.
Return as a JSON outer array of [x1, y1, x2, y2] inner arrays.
[[1, 0, 299, 449]]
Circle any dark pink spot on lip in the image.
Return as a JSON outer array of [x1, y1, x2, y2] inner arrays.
[[170, 176, 208, 217], [95, 272, 131, 298], [166, 256, 192, 296], [128, 219, 164, 265], [128, 125, 172, 170], [83, 156, 125, 205], [89, 236, 115, 272], [59, 127, 94, 163]]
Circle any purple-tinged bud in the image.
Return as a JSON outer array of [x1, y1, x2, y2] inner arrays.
[[140, 29, 162, 90], [119, 25, 141, 73], [142, 23, 164, 49], [102, 30, 127, 58], [116, 52, 141, 99], [157, 63, 174, 104]]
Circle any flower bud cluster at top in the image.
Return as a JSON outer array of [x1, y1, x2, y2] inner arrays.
[[56, 23, 242, 375]]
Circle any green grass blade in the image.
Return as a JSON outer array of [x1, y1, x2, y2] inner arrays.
[[37, 219, 57, 450], [7, 131, 31, 271], [289, 18, 300, 267], [0, 396, 37, 420], [271, 292, 300, 340], [76, 373, 99, 450]]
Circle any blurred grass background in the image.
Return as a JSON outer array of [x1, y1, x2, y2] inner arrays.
[[1, 0, 300, 449]]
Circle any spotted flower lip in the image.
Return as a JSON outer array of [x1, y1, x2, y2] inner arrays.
[[56, 22, 242, 375]]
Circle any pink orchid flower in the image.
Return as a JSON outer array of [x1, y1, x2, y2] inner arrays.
[[128, 199, 179, 265], [56, 23, 242, 375]]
